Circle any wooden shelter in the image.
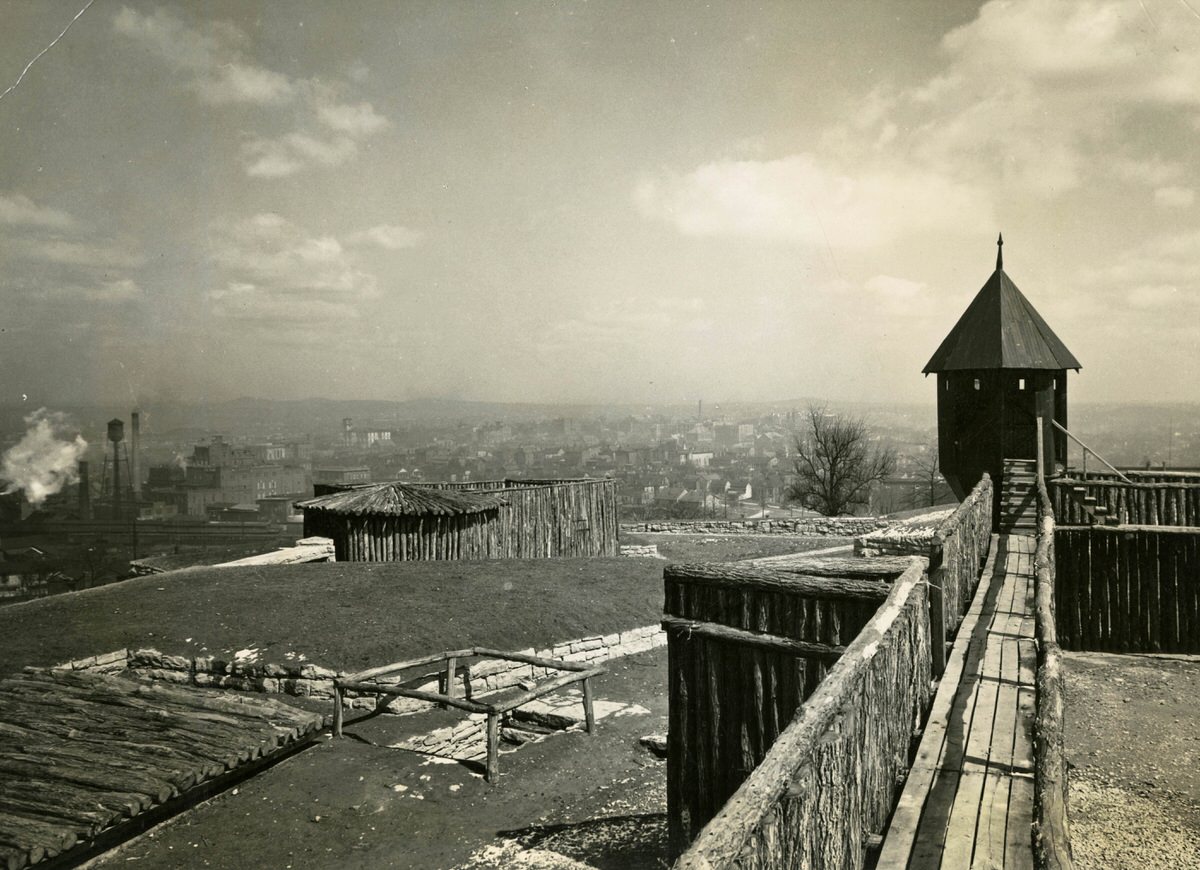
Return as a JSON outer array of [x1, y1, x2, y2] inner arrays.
[[924, 235, 1080, 511], [297, 477, 618, 561]]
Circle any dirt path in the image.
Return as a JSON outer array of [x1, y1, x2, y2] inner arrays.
[[1064, 651, 1200, 869], [89, 649, 670, 870]]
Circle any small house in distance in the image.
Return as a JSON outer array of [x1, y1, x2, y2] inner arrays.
[[297, 478, 618, 561]]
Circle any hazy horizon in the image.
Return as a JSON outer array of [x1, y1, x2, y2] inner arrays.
[[3, 1, 1199, 408]]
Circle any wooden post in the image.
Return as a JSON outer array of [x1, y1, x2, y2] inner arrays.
[[1036, 416, 1045, 483], [445, 656, 458, 705], [582, 676, 596, 734], [485, 711, 500, 783], [332, 684, 344, 738], [929, 567, 947, 678]]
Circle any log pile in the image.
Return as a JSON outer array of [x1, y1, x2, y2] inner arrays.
[[0, 669, 324, 870]]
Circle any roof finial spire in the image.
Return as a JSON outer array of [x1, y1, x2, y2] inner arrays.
[[996, 232, 1004, 270]]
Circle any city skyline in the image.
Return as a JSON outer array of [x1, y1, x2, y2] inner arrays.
[[2, 1, 1199, 407]]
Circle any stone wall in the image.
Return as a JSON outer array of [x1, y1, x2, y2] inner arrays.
[[623, 517, 889, 536], [619, 544, 662, 558], [73, 624, 667, 714]]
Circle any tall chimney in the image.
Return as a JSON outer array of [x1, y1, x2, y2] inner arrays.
[[78, 460, 92, 521], [131, 411, 142, 499], [107, 418, 124, 520]]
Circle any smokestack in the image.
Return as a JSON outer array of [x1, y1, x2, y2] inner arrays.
[[698, 399, 703, 420], [107, 418, 124, 520], [131, 411, 142, 499], [78, 460, 92, 520]]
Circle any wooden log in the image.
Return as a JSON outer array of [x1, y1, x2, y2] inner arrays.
[[472, 647, 592, 673], [664, 564, 890, 603], [485, 712, 500, 783], [660, 618, 846, 663], [490, 668, 605, 714], [333, 680, 489, 714], [1034, 644, 1074, 870], [347, 649, 476, 682], [582, 676, 596, 734]]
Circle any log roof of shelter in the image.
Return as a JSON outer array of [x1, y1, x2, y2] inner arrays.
[[296, 481, 507, 517], [923, 235, 1081, 373]]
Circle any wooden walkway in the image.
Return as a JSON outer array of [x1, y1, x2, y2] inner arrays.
[[879, 534, 1037, 869], [0, 669, 325, 870]]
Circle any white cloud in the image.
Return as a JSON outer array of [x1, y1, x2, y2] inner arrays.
[[347, 224, 424, 250], [0, 193, 74, 229], [208, 282, 361, 323], [635, 155, 987, 248], [317, 99, 389, 136], [1154, 186, 1194, 208], [115, 7, 387, 178], [1126, 284, 1181, 309]]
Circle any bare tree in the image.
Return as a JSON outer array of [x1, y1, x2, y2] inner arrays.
[[911, 442, 952, 508], [786, 406, 897, 516]]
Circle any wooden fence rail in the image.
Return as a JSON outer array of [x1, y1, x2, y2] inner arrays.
[[1049, 478, 1200, 527], [1052, 525, 1200, 653], [672, 560, 931, 869], [931, 473, 994, 649], [1034, 473, 1075, 870]]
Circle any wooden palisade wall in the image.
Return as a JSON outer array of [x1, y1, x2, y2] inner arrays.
[[1033, 469, 1075, 869], [671, 560, 931, 869], [305, 478, 619, 561], [663, 563, 898, 856], [1052, 525, 1200, 654], [1049, 476, 1200, 527], [932, 473, 994, 639]]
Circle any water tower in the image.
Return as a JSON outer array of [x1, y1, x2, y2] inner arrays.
[[107, 417, 124, 519], [923, 236, 1080, 516]]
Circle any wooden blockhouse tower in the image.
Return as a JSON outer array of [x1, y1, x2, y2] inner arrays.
[[924, 236, 1081, 525]]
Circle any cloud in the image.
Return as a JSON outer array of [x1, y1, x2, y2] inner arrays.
[[0, 194, 144, 305], [206, 213, 384, 324], [114, 7, 387, 177], [347, 224, 424, 250], [635, 155, 986, 248], [0, 193, 74, 229], [1154, 186, 1194, 208], [1126, 284, 1181, 309]]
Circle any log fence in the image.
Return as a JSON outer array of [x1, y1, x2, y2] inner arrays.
[[928, 473, 994, 672], [1033, 466, 1075, 870], [1049, 476, 1200, 527], [670, 560, 931, 868]]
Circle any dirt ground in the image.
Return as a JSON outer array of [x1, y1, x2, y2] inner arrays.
[[621, 532, 850, 563], [88, 648, 671, 870], [1064, 651, 1200, 869]]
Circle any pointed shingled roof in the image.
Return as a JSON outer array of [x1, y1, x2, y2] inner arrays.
[[923, 237, 1081, 373], [296, 481, 507, 517]]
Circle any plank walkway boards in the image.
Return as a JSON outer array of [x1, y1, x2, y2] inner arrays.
[[0, 669, 325, 870], [878, 533, 1037, 869]]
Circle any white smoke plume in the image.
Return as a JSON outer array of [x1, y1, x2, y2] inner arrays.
[[1, 408, 88, 506]]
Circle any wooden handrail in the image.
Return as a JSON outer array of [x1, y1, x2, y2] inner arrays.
[[1049, 420, 1132, 484]]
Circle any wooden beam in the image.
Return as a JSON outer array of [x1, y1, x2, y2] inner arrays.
[[333, 680, 489, 714], [660, 617, 846, 663], [471, 647, 592, 673]]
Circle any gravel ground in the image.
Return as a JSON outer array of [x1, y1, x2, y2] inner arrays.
[[1064, 651, 1200, 869]]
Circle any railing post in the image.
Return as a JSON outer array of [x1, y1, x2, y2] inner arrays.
[[1036, 416, 1045, 483], [928, 543, 947, 678]]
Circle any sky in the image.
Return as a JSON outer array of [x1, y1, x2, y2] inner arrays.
[[1, 0, 1198, 408]]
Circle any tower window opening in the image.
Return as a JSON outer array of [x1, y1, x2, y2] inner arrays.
[[1052, 378, 1057, 389], [945, 379, 950, 391], [973, 378, 980, 391], [1018, 378, 1026, 390]]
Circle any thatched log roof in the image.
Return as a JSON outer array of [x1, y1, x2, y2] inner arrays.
[[296, 482, 507, 517]]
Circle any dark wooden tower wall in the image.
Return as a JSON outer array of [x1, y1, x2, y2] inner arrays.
[[936, 368, 1068, 499], [925, 235, 1080, 505]]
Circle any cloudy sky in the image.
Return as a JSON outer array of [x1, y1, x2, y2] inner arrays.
[[2, 0, 1197, 407]]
